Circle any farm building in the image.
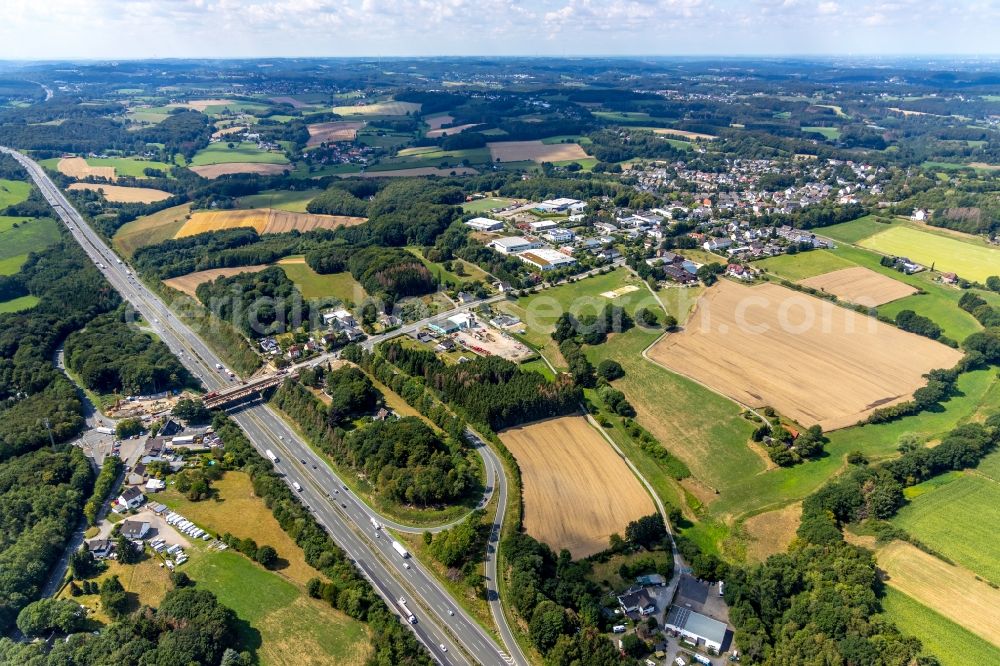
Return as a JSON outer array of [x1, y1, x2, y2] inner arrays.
[[618, 587, 656, 616], [490, 237, 542, 255], [665, 606, 727, 652], [465, 217, 504, 232], [517, 249, 577, 272]]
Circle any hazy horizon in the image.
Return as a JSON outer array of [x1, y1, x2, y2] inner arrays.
[[1, 0, 997, 60]]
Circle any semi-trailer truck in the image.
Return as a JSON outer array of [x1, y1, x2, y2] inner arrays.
[[391, 540, 409, 558], [397, 597, 416, 624], [265, 449, 278, 463], [370, 517, 381, 530]]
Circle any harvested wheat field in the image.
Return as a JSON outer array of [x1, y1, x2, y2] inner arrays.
[[306, 121, 366, 146], [877, 540, 1000, 647], [211, 125, 247, 139], [169, 99, 235, 112], [163, 265, 270, 298], [500, 415, 654, 558], [798, 266, 918, 306], [651, 128, 716, 140], [342, 166, 479, 178], [269, 96, 311, 109], [487, 140, 590, 163], [743, 503, 802, 562], [175, 208, 367, 238], [426, 123, 480, 139], [58, 157, 115, 180], [189, 163, 292, 179], [68, 183, 172, 203], [425, 114, 454, 130], [648, 281, 963, 430]]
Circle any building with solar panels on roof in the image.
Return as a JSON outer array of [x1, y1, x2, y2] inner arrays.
[[665, 605, 727, 653]]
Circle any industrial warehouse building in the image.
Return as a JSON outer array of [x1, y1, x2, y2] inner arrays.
[[665, 606, 727, 653]]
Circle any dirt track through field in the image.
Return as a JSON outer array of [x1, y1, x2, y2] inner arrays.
[[175, 208, 366, 238], [487, 140, 590, 163], [68, 183, 172, 203], [797, 266, 918, 306], [58, 157, 115, 181], [163, 265, 270, 298], [500, 416, 654, 558], [648, 281, 963, 430], [877, 540, 1000, 647], [306, 121, 366, 146], [189, 163, 292, 179]]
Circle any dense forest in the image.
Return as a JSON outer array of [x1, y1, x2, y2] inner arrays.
[[380, 342, 581, 430], [194, 266, 312, 338], [64, 309, 190, 395], [271, 370, 476, 507], [347, 246, 436, 301], [0, 447, 92, 634]]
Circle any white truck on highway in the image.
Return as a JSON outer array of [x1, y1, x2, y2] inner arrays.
[[292, 481, 302, 492], [370, 517, 381, 530], [391, 540, 409, 559], [397, 597, 416, 624], [265, 449, 278, 463]]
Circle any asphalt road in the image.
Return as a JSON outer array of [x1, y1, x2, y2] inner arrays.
[[3, 146, 521, 666]]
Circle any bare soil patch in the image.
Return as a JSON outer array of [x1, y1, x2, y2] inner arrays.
[[58, 157, 115, 180], [648, 281, 963, 430], [743, 503, 802, 562], [487, 140, 590, 163], [798, 266, 918, 306], [877, 540, 1000, 647], [163, 265, 270, 298], [68, 183, 172, 203], [306, 121, 366, 146], [189, 163, 292, 179], [175, 208, 366, 238], [500, 415, 654, 558]]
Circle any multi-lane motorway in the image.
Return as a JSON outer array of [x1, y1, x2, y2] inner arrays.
[[2, 146, 527, 666]]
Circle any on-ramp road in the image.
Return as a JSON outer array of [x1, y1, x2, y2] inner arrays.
[[3, 146, 526, 666]]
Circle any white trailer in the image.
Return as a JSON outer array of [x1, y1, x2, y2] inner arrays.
[[391, 540, 409, 559], [397, 597, 416, 624], [370, 517, 381, 530], [265, 449, 278, 463]]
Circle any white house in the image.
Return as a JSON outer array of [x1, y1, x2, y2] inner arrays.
[[118, 487, 145, 511], [119, 519, 151, 540], [703, 237, 733, 252], [489, 237, 542, 255], [465, 217, 504, 232], [544, 228, 575, 243]]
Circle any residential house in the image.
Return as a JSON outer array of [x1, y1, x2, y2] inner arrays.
[[118, 486, 145, 511], [119, 519, 150, 540], [87, 539, 114, 560], [617, 587, 656, 616]]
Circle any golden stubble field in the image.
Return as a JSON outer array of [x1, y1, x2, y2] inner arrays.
[[189, 163, 292, 179], [648, 280, 963, 430], [306, 121, 366, 146], [174, 208, 367, 238], [500, 415, 654, 558], [877, 540, 1000, 647], [163, 265, 270, 298], [798, 266, 918, 306], [68, 183, 172, 203], [57, 157, 115, 180], [487, 140, 590, 163]]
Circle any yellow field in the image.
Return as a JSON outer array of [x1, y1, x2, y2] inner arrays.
[[742, 503, 802, 562], [113, 203, 192, 256], [211, 125, 248, 139], [500, 415, 654, 558], [58, 157, 115, 180], [189, 163, 292, 179], [332, 100, 422, 116], [306, 121, 366, 146], [798, 266, 918, 306], [650, 128, 716, 140], [487, 140, 590, 163], [648, 281, 963, 430], [426, 123, 480, 138], [68, 183, 172, 203], [163, 265, 270, 297], [175, 208, 366, 238], [877, 540, 1000, 647]]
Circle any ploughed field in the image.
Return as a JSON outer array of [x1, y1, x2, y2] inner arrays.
[[797, 266, 918, 306], [500, 415, 654, 558], [647, 281, 963, 430]]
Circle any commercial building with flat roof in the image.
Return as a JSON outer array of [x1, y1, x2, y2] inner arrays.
[[665, 606, 727, 653]]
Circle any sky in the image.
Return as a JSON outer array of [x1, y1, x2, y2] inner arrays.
[[0, 0, 997, 60]]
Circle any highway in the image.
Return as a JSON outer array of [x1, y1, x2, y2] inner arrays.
[[2, 146, 524, 666]]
